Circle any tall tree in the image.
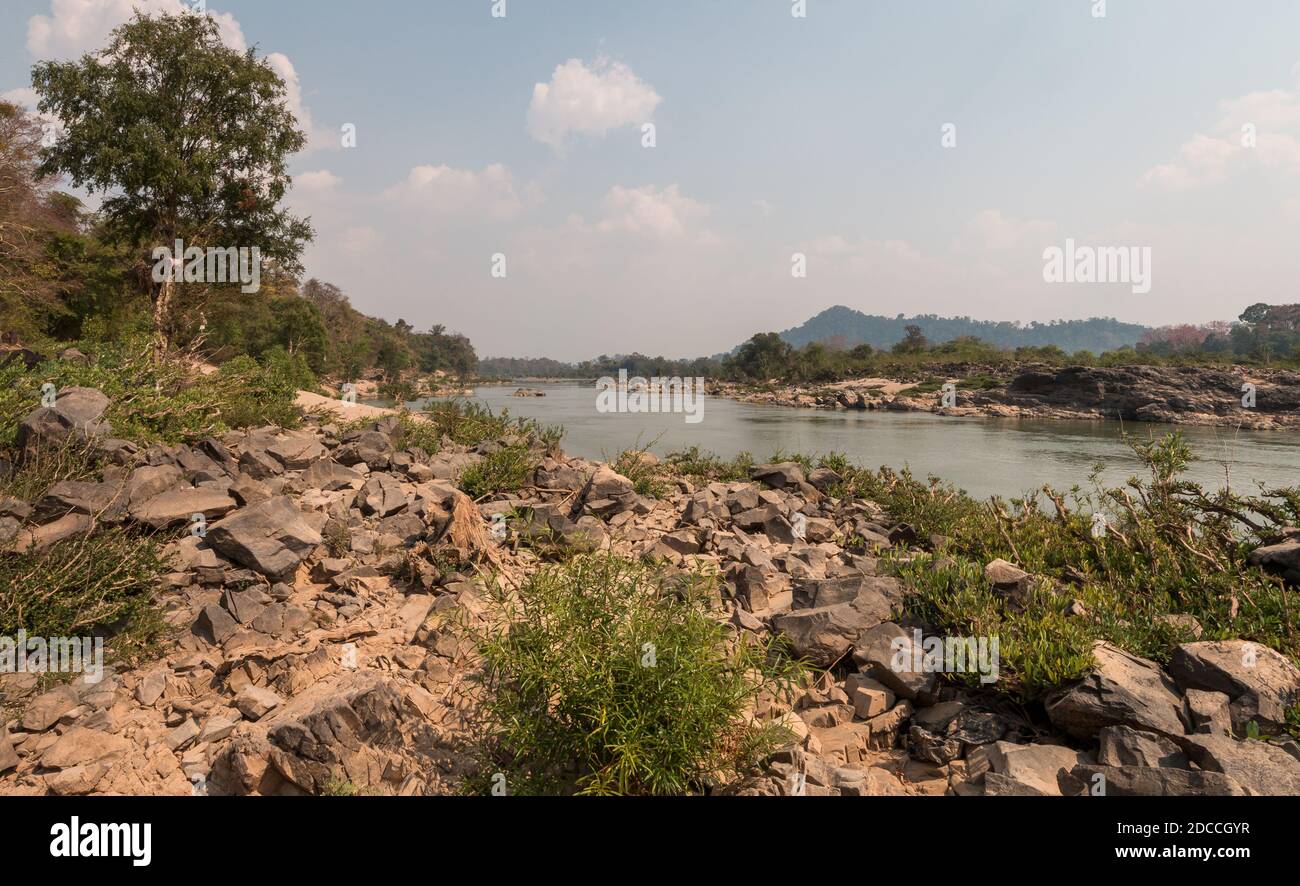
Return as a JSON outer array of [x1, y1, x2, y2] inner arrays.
[[31, 11, 312, 359]]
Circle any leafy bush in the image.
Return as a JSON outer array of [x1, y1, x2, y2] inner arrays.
[[459, 444, 536, 500], [831, 433, 1300, 695], [0, 527, 170, 666], [422, 399, 561, 450], [665, 446, 755, 484], [0, 436, 100, 502], [0, 335, 305, 448], [464, 555, 801, 795], [613, 443, 670, 499]]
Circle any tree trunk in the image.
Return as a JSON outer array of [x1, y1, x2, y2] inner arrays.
[[152, 275, 173, 363]]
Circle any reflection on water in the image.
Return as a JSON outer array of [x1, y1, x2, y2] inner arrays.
[[395, 382, 1300, 501]]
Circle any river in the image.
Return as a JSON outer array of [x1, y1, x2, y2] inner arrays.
[[382, 382, 1300, 501]]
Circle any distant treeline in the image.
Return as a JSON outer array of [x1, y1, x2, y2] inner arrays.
[[478, 354, 718, 380], [777, 306, 1149, 353]]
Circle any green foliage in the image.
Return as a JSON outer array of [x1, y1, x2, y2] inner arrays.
[[831, 433, 1300, 695], [0, 436, 99, 502], [463, 555, 802, 795], [0, 526, 170, 666], [459, 444, 536, 500], [612, 439, 671, 499], [665, 446, 755, 484], [894, 555, 1097, 700], [421, 399, 561, 450], [0, 335, 303, 448], [33, 11, 311, 263]]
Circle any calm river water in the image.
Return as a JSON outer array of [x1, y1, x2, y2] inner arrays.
[[387, 382, 1300, 501]]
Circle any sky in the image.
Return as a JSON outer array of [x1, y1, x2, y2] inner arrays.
[[4, 0, 1300, 360]]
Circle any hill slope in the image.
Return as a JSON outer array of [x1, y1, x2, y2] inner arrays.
[[777, 306, 1149, 353]]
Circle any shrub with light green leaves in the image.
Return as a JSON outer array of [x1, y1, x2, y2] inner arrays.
[[464, 555, 802, 795]]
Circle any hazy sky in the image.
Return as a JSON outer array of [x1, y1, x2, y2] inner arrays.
[[5, 0, 1300, 360]]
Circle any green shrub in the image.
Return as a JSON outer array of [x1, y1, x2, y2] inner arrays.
[[0, 527, 170, 666], [666, 446, 754, 484], [848, 433, 1300, 696], [0, 334, 304, 448], [614, 444, 670, 499], [458, 444, 536, 500], [894, 554, 1096, 700], [463, 555, 802, 795], [421, 399, 561, 450]]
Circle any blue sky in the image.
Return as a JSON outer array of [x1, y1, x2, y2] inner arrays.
[[5, 1, 1300, 359]]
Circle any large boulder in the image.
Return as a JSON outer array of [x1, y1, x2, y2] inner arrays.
[[33, 480, 126, 523], [1179, 733, 1300, 796], [1247, 539, 1300, 581], [852, 622, 938, 701], [358, 473, 409, 518], [205, 496, 323, 581], [130, 486, 237, 530], [1097, 725, 1189, 768], [774, 591, 893, 667], [1069, 764, 1246, 797], [1045, 642, 1187, 739], [16, 387, 112, 452], [335, 430, 394, 470], [208, 671, 460, 796], [1168, 640, 1300, 734], [985, 741, 1093, 796], [301, 459, 362, 491]]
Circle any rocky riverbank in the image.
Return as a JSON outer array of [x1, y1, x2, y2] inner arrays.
[[2, 388, 1299, 796], [720, 364, 1300, 429]]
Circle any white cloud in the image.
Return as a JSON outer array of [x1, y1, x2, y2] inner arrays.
[[382, 163, 536, 221], [295, 169, 341, 191], [596, 184, 710, 239], [1142, 71, 1300, 190], [527, 58, 662, 150], [27, 0, 246, 58], [1142, 134, 1238, 190], [957, 209, 1057, 253], [337, 226, 380, 257]]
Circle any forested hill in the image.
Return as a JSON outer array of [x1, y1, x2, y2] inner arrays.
[[777, 306, 1149, 353]]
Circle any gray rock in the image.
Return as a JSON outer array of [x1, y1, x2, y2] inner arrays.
[[358, 473, 409, 517], [1184, 688, 1233, 736], [734, 565, 787, 612], [986, 741, 1093, 796], [267, 433, 325, 470], [129, 486, 237, 530], [852, 622, 938, 702], [1179, 733, 1300, 796], [801, 574, 903, 609], [229, 474, 273, 507], [335, 430, 393, 469], [33, 480, 125, 523], [205, 496, 323, 580], [16, 387, 113, 452], [238, 446, 284, 480], [125, 464, 183, 506], [234, 685, 284, 721], [773, 591, 893, 667], [1070, 763, 1246, 796], [1045, 641, 1187, 739], [982, 772, 1050, 796], [301, 459, 362, 492], [21, 685, 79, 732], [1169, 640, 1300, 734], [1098, 725, 1189, 768], [193, 604, 239, 645]]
